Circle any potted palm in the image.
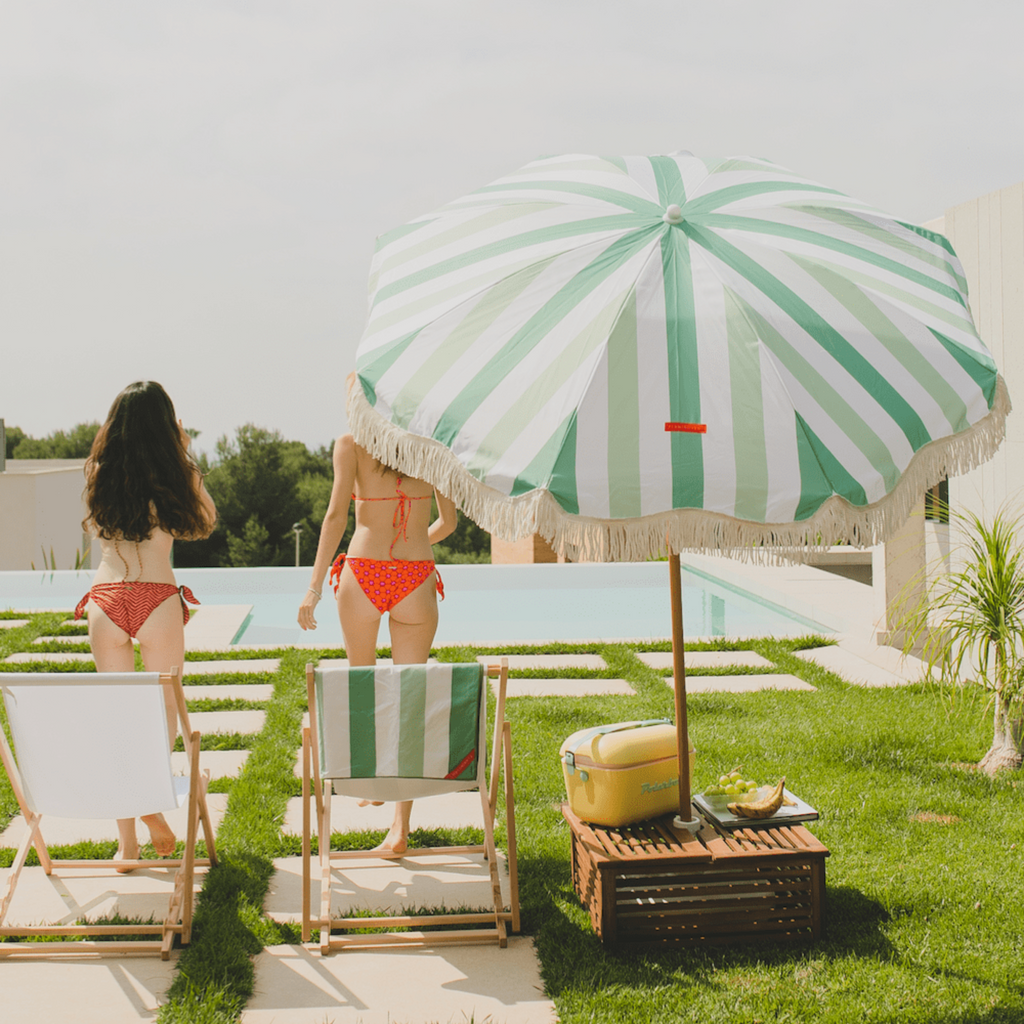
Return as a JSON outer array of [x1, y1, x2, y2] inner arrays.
[[902, 506, 1024, 774]]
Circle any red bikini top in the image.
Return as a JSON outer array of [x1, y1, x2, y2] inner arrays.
[[352, 476, 432, 557]]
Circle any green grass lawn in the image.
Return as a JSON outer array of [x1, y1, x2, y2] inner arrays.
[[2, 614, 1023, 1023]]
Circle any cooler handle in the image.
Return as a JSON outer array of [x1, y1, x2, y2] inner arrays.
[[562, 718, 672, 780]]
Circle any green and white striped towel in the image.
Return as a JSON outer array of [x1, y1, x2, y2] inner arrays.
[[316, 663, 483, 782]]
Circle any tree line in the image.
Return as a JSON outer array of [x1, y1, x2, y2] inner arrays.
[[6, 422, 490, 566]]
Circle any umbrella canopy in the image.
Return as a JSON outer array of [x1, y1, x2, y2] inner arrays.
[[348, 151, 1009, 830], [349, 152, 1007, 563]]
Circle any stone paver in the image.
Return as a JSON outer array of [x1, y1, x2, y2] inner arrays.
[[184, 658, 280, 676], [0, 951, 175, 1023], [265, 849, 513, 923], [282, 792, 488, 833], [638, 650, 773, 669], [793, 643, 926, 687], [500, 678, 635, 697], [190, 709, 266, 736], [32, 635, 89, 644], [242, 937, 555, 1024], [0, 619, 29, 629], [478, 653, 607, 670], [666, 674, 816, 693], [0, 794, 229, 849], [840, 637, 931, 678], [170, 749, 249, 778], [4, 651, 94, 664], [184, 604, 253, 649], [184, 683, 275, 702], [316, 657, 438, 669]]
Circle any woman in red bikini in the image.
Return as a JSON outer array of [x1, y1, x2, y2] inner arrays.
[[79, 381, 217, 869], [298, 429, 457, 854]]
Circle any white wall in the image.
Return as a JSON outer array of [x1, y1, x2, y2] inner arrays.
[[931, 181, 1024, 524], [0, 460, 92, 571]]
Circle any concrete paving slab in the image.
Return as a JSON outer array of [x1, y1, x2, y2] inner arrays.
[[0, 619, 30, 629], [1, 954, 174, 1023], [479, 653, 606, 670], [315, 658, 439, 669], [666, 674, 816, 693], [500, 678, 636, 697], [184, 604, 253, 649], [243, 938, 555, 1024], [32, 634, 89, 644], [0, 607, 76, 615], [835, 636, 933, 681], [0, 860, 212, 933], [793, 645, 919, 687], [191, 709, 266, 736], [4, 651, 94, 664], [170, 749, 249, 778], [0, 795, 229, 849], [265, 851, 513, 923], [638, 650, 773, 669], [183, 683, 274, 703], [183, 658, 280, 676], [282, 793, 485, 833]]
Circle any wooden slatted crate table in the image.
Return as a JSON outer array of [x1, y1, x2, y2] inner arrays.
[[562, 803, 829, 946]]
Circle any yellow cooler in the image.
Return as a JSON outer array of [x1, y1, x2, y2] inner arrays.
[[560, 719, 696, 827]]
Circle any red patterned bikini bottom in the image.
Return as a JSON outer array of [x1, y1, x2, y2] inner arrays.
[[329, 554, 444, 614], [75, 581, 200, 638]]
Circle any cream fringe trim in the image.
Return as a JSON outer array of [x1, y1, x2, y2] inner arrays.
[[347, 375, 1011, 564]]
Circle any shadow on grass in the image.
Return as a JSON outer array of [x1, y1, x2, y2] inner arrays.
[[534, 873, 900, 1000], [165, 852, 269, 1016], [820, 884, 896, 958]]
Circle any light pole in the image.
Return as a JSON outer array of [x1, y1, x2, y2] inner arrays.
[[292, 522, 303, 567]]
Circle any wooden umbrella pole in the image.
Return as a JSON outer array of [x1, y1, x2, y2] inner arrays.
[[669, 552, 701, 833]]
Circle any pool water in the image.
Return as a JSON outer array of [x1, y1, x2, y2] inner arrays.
[[0, 562, 831, 646]]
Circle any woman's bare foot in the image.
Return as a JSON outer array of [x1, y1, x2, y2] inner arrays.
[[142, 813, 177, 857], [357, 799, 385, 807], [114, 838, 139, 874], [370, 830, 408, 856], [371, 812, 410, 856]]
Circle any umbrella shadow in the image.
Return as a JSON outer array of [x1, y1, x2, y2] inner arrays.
[[818, 883, 897, 960], [541, 880, 899, 998]]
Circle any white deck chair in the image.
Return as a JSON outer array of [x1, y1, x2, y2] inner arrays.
[[0, 668, 217, 958], [301, 658, 519, 953]]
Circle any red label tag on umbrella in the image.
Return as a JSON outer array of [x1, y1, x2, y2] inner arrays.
[[665, 422, 707, 433]]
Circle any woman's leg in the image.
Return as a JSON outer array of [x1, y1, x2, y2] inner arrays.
[[88, 602, 147, 869], [375, 575, 440, 854], [133, 596, 187, 857], [336, 568, 383, 665], [388, 576, 439, 662], [337, 569, 385, 800]]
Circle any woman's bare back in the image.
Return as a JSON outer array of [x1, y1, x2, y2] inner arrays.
[[91, 529, 177, 587], [346, 445, 436, 562]]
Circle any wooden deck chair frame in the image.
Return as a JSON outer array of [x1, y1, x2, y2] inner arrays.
[[301, 658, 519, 953], [0, 667, 218, 959]]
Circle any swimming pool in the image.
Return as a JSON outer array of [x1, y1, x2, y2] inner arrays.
[[0, 561, 832, 646]]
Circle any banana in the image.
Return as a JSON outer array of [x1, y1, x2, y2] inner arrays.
[[728, 777, 786, 819]]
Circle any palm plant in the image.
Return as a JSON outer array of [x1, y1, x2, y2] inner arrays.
[[903, 506, 1024, 774]]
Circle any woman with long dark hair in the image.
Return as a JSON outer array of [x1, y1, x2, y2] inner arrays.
[[298, 415, 457, 854], [78, 381, 217, 868]]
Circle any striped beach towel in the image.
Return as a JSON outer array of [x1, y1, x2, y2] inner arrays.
[[315, 664, 483, 783]]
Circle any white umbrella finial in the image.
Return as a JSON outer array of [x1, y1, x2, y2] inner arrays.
[[663, 204, 684, 224]]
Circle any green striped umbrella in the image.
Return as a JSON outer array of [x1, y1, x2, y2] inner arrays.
[[349, 151, 1009, 829]]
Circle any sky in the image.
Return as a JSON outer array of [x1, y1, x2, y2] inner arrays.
[[2, 1, 1022, 458]]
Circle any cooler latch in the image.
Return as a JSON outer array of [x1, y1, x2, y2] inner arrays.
[[562, 751, 588, 782]]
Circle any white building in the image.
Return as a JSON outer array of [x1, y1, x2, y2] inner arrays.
[[0, 458, 93, 571], [929, 180, 1024, 523]]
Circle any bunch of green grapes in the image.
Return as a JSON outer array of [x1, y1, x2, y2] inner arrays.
[[704, 768, 759, 798]]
